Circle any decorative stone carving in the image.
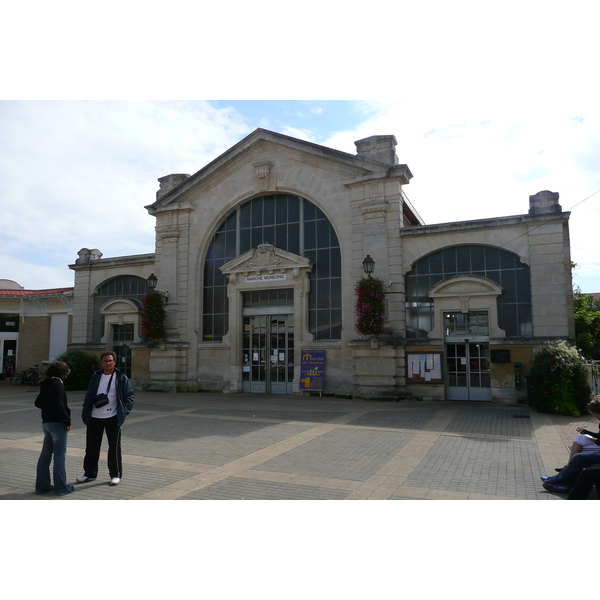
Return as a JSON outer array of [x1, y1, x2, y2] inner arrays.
[[220, 243, 313, 279], [156, 225, 181, 242], [253, 161, 274, 193], [247, 243, 283, 269], [75, 248, 103, 264], [529, 190, 562, 216], [360, 198, 389, 219]]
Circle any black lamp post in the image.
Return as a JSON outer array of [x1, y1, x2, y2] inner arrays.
[[362, 255, 375, 277]]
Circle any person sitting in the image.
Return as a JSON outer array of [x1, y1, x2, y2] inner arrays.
[[567, 465, 600, 500], [542, 396, 600, 494], [555, 409, 600, 471]]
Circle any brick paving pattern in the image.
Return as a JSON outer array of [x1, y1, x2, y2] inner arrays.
[[253, 428, 414, 481], [0, 380, 594, 500]]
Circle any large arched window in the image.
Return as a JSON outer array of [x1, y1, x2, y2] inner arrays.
[[92, 276, 148, 343], [405, 245, 532, 338], [203, 194, 342, 341]]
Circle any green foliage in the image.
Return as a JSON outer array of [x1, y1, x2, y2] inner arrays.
[[355, 277, 386, 337], [573, 288, 600, 359], [527, 341, 591, 416], [54, 349, 100, 391], [141, 291, 167, 340]]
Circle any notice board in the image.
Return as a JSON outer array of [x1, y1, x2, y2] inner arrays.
[[406, 352, 443, 384], [299, 350, 326, 392]]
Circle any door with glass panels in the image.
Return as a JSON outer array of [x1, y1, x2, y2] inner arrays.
[[444, 312, 491, 401], [242, 313, 294, 394], [112, 324, 133, 379], [445, 342, 491, 401]]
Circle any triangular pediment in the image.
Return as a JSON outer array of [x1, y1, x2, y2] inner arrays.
[[220, 243, 313, 276], [146, 128, 405, 213]]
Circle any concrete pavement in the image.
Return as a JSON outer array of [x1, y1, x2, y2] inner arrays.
[[0, 379, 594, 500]]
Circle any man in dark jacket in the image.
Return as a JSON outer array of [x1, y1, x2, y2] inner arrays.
[[76, 351, 134, 486]]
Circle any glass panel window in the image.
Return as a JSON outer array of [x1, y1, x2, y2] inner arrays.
[[203, 195, 341, 341], [405, 245, 531, 338], [0, 314, 19, 332], [444, 312, 489, 337], [92, 276, 148, 344]]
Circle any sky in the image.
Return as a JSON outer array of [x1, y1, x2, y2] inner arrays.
[[1, 2, 599, 295]]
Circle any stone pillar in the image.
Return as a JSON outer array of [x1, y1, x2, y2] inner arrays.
[[526, 191, 574, 339], [69, 248, 103, 345]]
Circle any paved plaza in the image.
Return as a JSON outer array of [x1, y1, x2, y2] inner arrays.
[[0, 379, 595, 500]]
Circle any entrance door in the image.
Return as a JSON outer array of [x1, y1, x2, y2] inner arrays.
[[242, 314, 294, 394], [1, 339, 17, 378], [445, 341, 491, 401], [112, 324, 133, 379]]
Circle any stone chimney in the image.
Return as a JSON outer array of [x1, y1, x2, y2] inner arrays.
[[157, 174, 190, 200], [75, 248, 103, 264], [528, 190, 562, 216], [355, 135, 399, 165]]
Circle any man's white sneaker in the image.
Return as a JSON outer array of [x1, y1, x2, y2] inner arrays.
[[75, 475, 96, 483], [110, 477, 121, 486]]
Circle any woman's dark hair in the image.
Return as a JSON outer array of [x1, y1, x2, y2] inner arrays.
[[45, 361, 71, 380], [588, 396, 600, 414]]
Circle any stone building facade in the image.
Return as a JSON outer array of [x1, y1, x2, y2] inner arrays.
[[67, 129, 575, 401]]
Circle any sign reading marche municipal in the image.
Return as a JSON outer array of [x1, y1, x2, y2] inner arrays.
[[245, 274, 286, 283], [300, 351, 326, 392]]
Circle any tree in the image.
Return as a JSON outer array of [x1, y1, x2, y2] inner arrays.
[[573, 287, 600, 359]]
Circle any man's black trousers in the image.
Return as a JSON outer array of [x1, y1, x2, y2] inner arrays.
[[83, 416, 122, 479]]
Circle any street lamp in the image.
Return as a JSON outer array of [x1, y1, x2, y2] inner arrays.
[[147, 273, 158, 290], [362, 255, 375, 277], [146, 273, 169, 304]]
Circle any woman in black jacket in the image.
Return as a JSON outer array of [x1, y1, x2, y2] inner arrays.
[[34, 361, 73, 496]]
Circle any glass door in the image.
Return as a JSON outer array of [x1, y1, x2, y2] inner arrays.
[[112, 324, 133, 379], [445, 342, 491, 401], [242, 314, 294, 394], [444, 312, 491, 401]]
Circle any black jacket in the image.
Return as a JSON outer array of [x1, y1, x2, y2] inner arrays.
[[35, 377, 71, 427]]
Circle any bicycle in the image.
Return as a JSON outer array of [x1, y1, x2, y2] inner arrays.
[[12, 364, 43, 386]]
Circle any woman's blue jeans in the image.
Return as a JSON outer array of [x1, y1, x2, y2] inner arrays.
[[36, 422, 71, 495]]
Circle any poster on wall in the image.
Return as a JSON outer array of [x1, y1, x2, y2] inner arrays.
[[299, 350, 326, 392], [406, 352, 443, 384]]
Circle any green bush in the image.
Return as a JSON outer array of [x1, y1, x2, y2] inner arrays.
[[54, 349, 100, 391], [527, 341, 592, 416]]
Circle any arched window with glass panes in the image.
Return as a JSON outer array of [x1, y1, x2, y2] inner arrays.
[[405, 245, 532, 338], [203, 194, 342, 341], [92, 276, 148, 343]]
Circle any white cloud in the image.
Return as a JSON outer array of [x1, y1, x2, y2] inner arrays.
[[322, 99, 600, 292], [0, 101, 251, 289]]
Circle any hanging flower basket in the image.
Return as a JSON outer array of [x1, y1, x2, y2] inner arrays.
[[354, 277, 386, 337], [140, 291, 167, 341]]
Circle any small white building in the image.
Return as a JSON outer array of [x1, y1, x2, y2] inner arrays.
[[66, 129, 575, 401], [0, 279, 73, 376]]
